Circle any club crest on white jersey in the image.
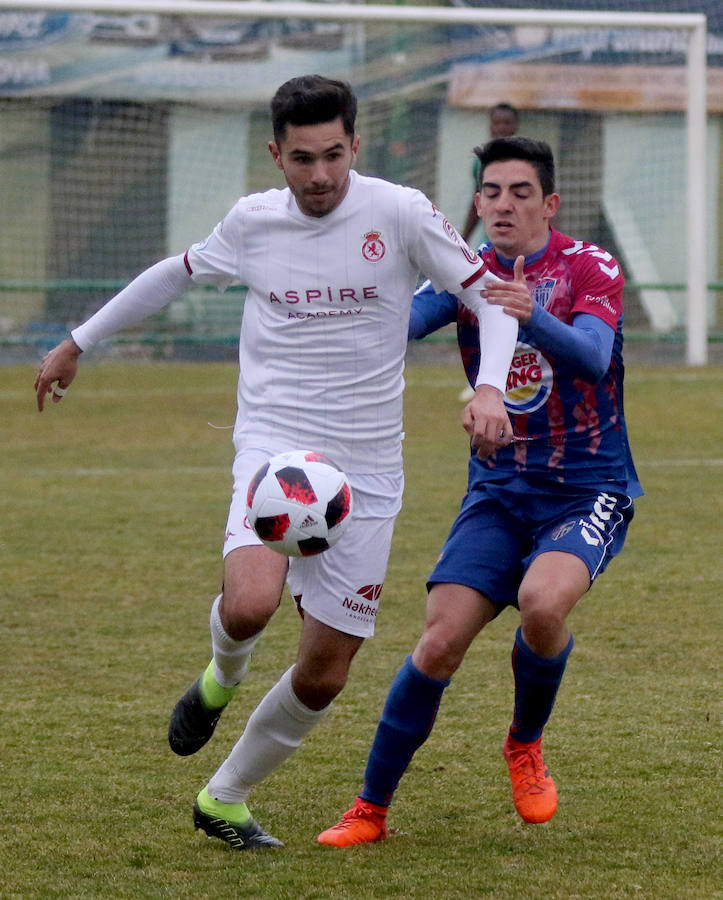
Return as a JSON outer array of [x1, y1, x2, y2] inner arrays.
[[362, 231, 386, 262]]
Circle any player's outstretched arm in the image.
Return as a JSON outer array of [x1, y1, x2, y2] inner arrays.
[[484, 255, 616, 383], [35, 337, 82, 412], [34, 255, 192, 412]]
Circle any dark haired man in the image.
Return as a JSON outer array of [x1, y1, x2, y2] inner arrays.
[[35, 76, 517, 850], [319, 137, 641, 847]]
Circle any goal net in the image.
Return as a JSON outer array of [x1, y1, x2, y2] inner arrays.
[[0, 0, 719, 364]]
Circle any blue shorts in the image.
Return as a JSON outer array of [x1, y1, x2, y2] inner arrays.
[[428, 474, 634, 610]]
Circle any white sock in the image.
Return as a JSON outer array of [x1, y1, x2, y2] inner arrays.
[[210, 594, 262, 688], [207, 666, 329, 804]]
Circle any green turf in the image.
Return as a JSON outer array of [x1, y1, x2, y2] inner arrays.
[[3, 361, 721, 899]]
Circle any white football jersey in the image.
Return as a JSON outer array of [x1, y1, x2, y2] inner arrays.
[[185, 170, 488, 473]]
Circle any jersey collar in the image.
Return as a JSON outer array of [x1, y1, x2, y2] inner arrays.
[[494, 232, 552, 270]]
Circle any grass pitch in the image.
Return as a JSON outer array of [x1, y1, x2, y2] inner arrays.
[[2, 361, 721, 899]]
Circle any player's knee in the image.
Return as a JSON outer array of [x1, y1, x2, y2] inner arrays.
[[518, 595, 568, 652], [413, 628, 466, 681], [519, 577, 577, 618], [219, 587, 278, 640], [292, 667, 347, 711]]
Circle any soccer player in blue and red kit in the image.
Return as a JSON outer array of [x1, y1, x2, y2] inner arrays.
[[319, 136, 642, 846]]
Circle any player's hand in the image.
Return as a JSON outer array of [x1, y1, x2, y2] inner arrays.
[[34, 338, 82, 412], [462, 383, 513, 460], [482, 255, 533, 324]]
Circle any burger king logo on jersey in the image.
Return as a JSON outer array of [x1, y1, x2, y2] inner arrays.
[[505, 342, 553, 414]]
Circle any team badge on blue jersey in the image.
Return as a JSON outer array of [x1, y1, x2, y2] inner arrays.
[[533, 279, 557, 308]]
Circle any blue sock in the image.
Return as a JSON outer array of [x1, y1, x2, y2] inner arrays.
[[510, 626, 573, 743], [360, 655, 449, 807]]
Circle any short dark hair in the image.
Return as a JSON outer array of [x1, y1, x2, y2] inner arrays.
[[271, 75, 357, 145], [490, 102, 518, 119], [474, 137, 555, 197]]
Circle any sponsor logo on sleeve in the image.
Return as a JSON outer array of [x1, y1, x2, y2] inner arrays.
[[584, 294, 617, 315], [431, 203, 479, 265]]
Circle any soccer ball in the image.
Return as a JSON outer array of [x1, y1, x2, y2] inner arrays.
[[246, 450, 353, 557]]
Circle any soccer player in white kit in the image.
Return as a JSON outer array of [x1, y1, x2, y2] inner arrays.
[[35, 75, 518, 850]]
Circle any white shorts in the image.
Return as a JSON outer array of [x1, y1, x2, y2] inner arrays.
[[224, 447, 404, 638]]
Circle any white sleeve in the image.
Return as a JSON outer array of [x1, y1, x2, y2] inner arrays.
[[458, 269, 518, 394], [185, 206, 243, 290], [71, 254, 191, 350], [401, 187, 516, 393], [405, 189, 482, 295]]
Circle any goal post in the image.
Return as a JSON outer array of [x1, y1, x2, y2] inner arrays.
[[0, 0, 714, 364]]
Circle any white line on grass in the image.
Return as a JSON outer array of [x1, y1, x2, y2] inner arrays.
[[70, 466, 227, 476], [640, 459, 723, 468], [54, 459, 723, 477], [626, 370, 723, 383]]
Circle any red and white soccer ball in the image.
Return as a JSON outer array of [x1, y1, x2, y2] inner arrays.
[[246, 450, 353, 557]]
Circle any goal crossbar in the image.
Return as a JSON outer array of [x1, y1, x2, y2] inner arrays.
[[0, 0, 706, 29], [0, 0, 709, 364]]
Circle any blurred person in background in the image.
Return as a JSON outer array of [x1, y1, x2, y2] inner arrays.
[[461, 102, 519, 244], [458, 103, 520, 401]]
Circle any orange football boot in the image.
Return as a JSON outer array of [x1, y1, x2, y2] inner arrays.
[[317, 797, 388, 847], [503, 734, 558, 823]]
